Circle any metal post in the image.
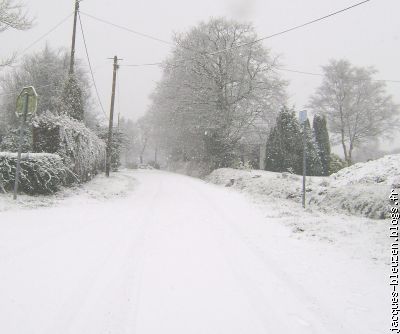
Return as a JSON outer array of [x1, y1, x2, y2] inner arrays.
[[302, 122, 307, 208], [106, 56, 119, 177], [69, 0, 80, 75], [259, 142, 266, 170], [13, 93, 29, 200]]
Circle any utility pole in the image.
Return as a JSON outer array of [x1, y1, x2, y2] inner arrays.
[[106, 56, 121, 177], [69, 0, 80, 75]]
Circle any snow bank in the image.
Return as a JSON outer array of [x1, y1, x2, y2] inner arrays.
[[206, 154, 400, 219], [331, 153, 400, 187], [0, 169, 137, 212]]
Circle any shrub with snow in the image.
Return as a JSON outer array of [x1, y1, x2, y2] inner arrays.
[[207, 154, 400, 219], [33, 112, 106, 182], [0, 152, 76, 194], [331, 154, 400, 187]]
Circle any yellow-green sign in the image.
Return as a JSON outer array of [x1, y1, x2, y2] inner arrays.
[[15, 86, 38, 118]]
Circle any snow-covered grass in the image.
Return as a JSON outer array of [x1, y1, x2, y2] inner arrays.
[[207, 154, 400, 219], [205, 156, 397, 268], [0, 169, 137, 212], [206, 169, 387, 264]]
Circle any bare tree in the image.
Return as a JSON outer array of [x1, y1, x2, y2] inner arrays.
[[0, 46, 94, 135], [149, 17, 287, 170], [0, 0, 32, 32], [0, 0, 33, 67], [309, 59, 399, 165]]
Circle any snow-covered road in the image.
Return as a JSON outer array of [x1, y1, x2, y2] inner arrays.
[[0, 170, 386, 333]]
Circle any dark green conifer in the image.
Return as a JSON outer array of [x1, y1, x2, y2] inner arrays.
[[313, 114, 331, 175], [60, 74, 84, 121], [302, 119, 323, 176], [265, 108, 303, 174]]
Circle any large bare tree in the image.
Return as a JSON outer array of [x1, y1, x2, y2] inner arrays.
[[0, 46, 94, 136], [149, 17, 287, 171], [309, 59, 399, 165], [0, 0, 33, 66], [0, 0, 32, 32]]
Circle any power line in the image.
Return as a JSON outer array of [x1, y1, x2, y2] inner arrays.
[[120, 62, 400, 84], [80, 11, 173, 47], [17, 12, 74, 59], [78, 12, 107, 118], [216, 0, 373, 55], [118, 0, 374, 69], [98, 0, 372, 65]]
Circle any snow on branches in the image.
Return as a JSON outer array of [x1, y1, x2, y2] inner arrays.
[[0, 152, 76, 194], [32, 111, 106, 182]]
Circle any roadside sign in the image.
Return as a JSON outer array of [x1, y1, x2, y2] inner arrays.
[[299, 110, 308, 124], [13, 86, 37, 200], [15, 86, 38, 118]]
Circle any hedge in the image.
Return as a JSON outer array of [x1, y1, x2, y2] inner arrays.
[[32, 111, 106, 182], [0, 152, 76, 194]]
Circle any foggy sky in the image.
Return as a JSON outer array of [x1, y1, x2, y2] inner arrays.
[[1, 0, 399, 144]]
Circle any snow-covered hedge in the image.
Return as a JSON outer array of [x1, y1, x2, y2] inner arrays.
[[206, 155, 400, 219], [331, 154, 400, 188], [0, 152, 76, 194], [33, 112, 106, 182]]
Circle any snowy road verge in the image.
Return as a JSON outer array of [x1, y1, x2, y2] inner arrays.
[[0, 169, 137, 212], [206, 167, 388, 266], [206, 155, 400, 220]]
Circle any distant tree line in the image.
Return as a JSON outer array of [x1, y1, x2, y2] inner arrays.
[[130, 18, 398, 175], [2, 2, 398, 178]]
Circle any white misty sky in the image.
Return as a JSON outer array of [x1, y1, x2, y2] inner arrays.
[[1, 0, 400, 145]]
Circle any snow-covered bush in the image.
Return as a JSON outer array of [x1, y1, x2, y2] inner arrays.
[[0, 127, 33, 152], [232, 159, 252, 170], [97, 128, 123, 171], [32, 112, 106, 182], [329, 153, 347, 175], [0, 152, 76, 194], [207, 154, 400, 219]]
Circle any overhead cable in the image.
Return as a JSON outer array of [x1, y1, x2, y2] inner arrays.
[[78, 12, 107, 118]]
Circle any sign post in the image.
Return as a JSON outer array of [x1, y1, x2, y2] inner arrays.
[[13, 86, 38, 200], [299, 110, 308, 208]]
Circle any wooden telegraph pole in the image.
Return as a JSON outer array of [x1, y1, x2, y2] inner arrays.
[[106, 56, 121, 177], [69, 0, 81, 75]]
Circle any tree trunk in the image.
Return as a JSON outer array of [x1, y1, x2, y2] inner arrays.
[[348, 142, 353, 166], [341, 130, 349, 165], [259, 143, 266, 170], [140, 138, 148, 165]]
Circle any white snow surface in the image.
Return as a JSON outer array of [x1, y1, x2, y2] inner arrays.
[[207, 154, 400, 219], [331, 153, 400, 187], [0, 170, 387, 333]]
